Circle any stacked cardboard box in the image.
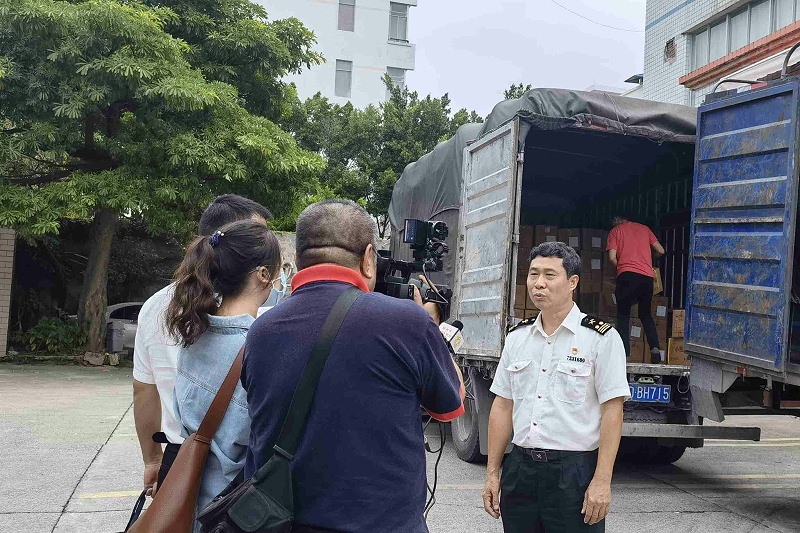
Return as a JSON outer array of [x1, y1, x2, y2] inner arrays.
[[597, 316, 645, 363], [667, 309, 688, 365], [513, 282, 540, 320], [668, 338, 689, 365], [534, 225, 559, 245], [598, 279, 637, 317], [558, 228, 581, 250], [628, 317, 646, 363], [580, 251, 603, 293], [580, 229, 606, 252], [652, 296, 670, 351]]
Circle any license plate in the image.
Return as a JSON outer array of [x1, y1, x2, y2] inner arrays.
[[628, 383, 671, 403]]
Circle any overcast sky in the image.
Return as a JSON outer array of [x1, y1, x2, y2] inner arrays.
[[406, 0, 646, 117]]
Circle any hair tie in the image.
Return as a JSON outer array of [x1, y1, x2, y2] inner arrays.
[[209, 231, 224, 248]]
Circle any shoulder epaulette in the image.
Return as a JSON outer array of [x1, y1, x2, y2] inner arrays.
[[507, 317, 536, 334], [581, 315, 613, 335]]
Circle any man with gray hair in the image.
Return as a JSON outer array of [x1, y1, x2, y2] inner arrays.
[[242, 199, 465, 533], [483, 241, 629, 532]]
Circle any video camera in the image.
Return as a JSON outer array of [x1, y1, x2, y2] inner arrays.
[[375, 219, 453, 321]]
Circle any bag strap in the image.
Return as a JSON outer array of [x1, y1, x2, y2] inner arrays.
[[196, 344, 245, 442], [269, 286, 362, 462]]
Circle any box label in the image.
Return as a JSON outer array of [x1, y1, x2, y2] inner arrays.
[[546, 235, 557, 242], [631, 326, 642, 338], [569, 237, 579, 247], [592, 237, 601, 248], [591, 259, 601, 270], [656, 305, 667, 317]]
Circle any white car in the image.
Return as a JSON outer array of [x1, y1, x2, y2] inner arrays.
[[105, 302, 144, 351]]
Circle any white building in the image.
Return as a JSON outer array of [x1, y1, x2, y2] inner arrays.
[[263, 0, 418, 108], [640, 0, 800, 106]]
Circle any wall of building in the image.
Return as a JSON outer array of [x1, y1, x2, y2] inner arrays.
[[0, 229, 15, 357], [642, 0, 739, 105], [263, 0, 417, 109], [643, 0, 800, 106]]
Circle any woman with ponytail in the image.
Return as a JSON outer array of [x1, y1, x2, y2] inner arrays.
[[165, 219, 281, 531]]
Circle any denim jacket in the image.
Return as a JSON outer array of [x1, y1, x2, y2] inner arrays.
[[174, 313, 253, 531]]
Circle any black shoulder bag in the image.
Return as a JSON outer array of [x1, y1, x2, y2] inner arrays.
[[197, 287, 362, 533]]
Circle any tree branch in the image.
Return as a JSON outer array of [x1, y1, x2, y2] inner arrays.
[[3, 157, 119, 185]]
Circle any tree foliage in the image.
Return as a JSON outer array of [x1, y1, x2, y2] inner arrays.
[[287, 78, 483, 236], [0, 0, 324, 350], [504, 83, 533, 100]]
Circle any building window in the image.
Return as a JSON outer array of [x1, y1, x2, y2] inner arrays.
[[335, 60, 353, 98], [386, 67, 406, 97], [691, 0, 800, 70], [389, 2, 409, 42], [776, 0, 795, 27], [338, 0, 355, 32]]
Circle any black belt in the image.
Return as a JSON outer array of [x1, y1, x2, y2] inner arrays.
[[516, 445, 597, 462]]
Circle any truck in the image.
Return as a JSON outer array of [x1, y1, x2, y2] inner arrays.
[[387, 82, 800, 464]]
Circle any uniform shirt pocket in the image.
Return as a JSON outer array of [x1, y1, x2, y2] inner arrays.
[[553, 362, 592, 404], [506, 359, 533, 399]]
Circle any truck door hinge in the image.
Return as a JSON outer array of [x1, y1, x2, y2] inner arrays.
[[517, 152, 525, 163]]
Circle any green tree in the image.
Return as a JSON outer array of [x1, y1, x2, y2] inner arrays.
[[0, 0, 324, 352], [504, 83, 533, 100], [289, 78, 483, 237]]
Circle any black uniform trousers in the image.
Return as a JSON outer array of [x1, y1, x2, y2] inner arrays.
[[500, 445, 604, 533], [615, 271, 660, 358]]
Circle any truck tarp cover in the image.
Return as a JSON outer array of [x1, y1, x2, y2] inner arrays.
[[387, 87, 696, 285]]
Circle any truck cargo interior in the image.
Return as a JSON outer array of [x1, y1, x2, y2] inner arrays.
[[515, 127, 696, 308]]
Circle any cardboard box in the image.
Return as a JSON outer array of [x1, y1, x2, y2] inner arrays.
[[656, 318, 669, 352], [651, 296, 669, 319], [558, 228, 581, 250], [517, 246, 531, 269], [668, 338, 689, 366], [525, 309, 540, 320], [513, 308, 525, 318], [653, 267, 664, 295], [602, 255, 616, 280], [534, 225, 559, 246], [514, 285, 527, 310], [581, 229, 607, 251], [672, 310, 685, 338], [520, 226, 534, 248], [581, 280, 601, 294], [629, 318, 644, 342], [629, 340, 646, 363], [580, 251, 603, 274], [578, 293, 600, 315]]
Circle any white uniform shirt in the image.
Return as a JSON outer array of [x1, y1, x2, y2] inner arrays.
[[490, 304, 630, 451], [133, 284, 184, 444]]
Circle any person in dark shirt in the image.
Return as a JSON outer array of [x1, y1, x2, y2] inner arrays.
[[242, 199, 465, 533]]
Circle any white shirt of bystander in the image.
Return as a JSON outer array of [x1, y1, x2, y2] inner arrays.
[[133, 284, 184, 444]]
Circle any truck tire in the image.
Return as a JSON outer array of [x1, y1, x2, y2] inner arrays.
[[620, 438, 686, 464], [452, 393, 486, 463], [649, 444, 686, 464]]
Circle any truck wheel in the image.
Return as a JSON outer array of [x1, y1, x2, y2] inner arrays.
[[624, 439, 686, 464], [650, 444, 686, 464], [452, 393, 485, 463]]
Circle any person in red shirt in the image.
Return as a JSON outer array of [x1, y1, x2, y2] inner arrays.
[[606, 215, 665, 363]]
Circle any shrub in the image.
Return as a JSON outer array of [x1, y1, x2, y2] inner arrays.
[[25, 317, 87, 354]]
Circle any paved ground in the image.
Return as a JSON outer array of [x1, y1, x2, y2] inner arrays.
[[2, 363, 800, 533]]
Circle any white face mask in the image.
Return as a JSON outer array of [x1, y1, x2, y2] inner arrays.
[[258, 270, 288, 314]]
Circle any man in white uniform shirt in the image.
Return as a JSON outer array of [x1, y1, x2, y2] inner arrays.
[[482, 241, 630, 532], [133, 194, 273, 495]]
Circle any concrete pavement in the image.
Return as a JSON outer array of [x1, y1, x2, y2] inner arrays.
[[3, 362, 800, 532]]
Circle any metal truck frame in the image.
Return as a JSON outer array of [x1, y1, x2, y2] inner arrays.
[[447, 115, 763, 464]]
